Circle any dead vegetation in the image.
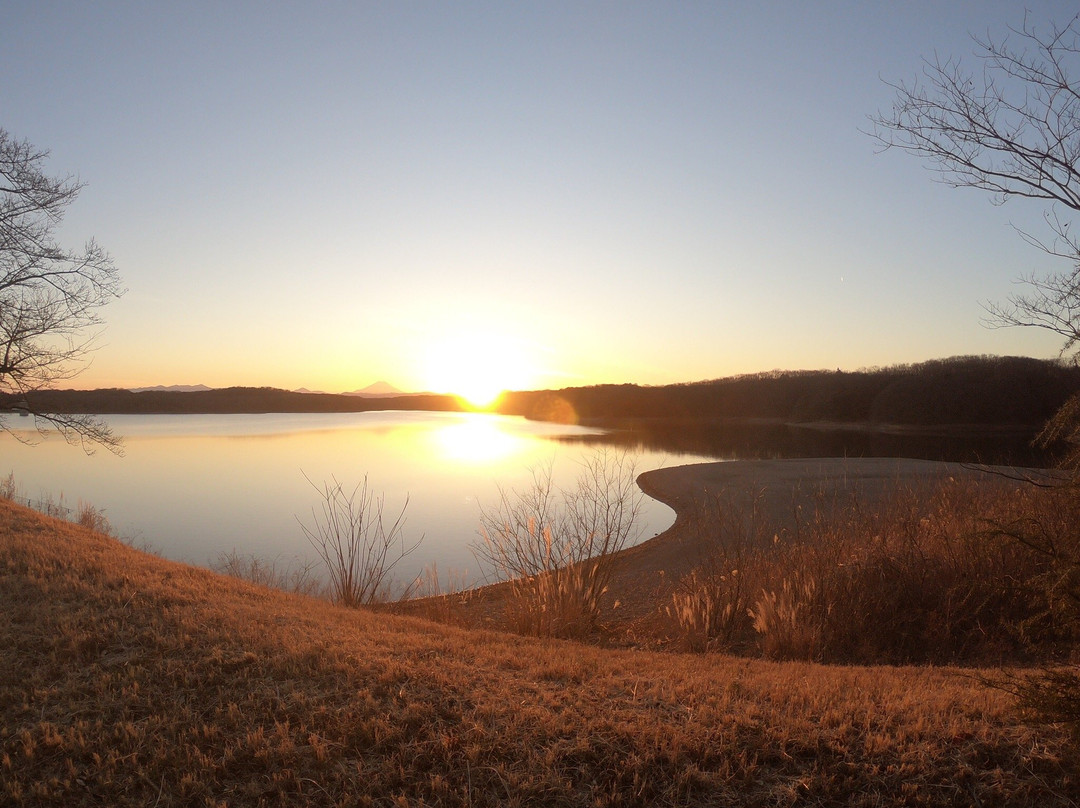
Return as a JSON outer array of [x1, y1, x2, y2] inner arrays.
[[1, 499, 1078, 806], [473, 451, 643, 638], [210, 549, 325, 598], [667, 475, 1079, 667], [297, 474, 422, 607]]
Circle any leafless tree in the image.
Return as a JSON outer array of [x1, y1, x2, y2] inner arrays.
[[871, 14, 1080, 349], [871, 13, 1080, 462], [298, 474, 423, 607], [871, 16, 1080, 730], [0, 128, 123, 451]]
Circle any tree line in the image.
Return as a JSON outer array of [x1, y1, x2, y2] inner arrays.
[[7, 356, 1076, 429], [3, 387, 464, 415], [497, 356, 1080, 429]]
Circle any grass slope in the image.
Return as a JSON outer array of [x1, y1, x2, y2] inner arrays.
[[2, 500, 1077, 806]]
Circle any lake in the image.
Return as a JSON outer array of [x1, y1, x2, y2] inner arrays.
[[0, 411, 717, 591]]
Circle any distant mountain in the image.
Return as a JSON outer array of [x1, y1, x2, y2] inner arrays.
[[293, 387, 327, 395], [130, 384, 213, 393], [342, 381, 405, 397]]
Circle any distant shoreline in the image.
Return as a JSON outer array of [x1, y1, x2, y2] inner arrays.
[[580, 414, 1039, 437], [7, 357, 1078, 434], [2, 387, 1047, 438]]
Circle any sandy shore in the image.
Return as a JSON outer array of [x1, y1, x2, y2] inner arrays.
[[603, 457, 1037, 637]]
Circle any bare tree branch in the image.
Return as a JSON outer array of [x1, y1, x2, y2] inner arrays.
[[0, 128, 124, 452], [871, 15, 1080, 212], [871, 15, 1080, 360]]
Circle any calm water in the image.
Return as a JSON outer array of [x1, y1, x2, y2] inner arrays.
[[0, 412, 714, 589]]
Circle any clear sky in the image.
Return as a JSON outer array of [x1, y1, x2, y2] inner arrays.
[[3, 1, 1077, 399]]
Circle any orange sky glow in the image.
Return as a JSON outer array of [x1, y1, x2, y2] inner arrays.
[[5, 3, 1072, 397]]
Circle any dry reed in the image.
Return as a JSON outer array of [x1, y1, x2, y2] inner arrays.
[[671, 476, 1079, 665]]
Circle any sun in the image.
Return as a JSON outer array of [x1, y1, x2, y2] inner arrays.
[[422, 331, 535, 408], [451, 375, 505, 409]]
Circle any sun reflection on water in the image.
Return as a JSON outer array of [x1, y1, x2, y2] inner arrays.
[[0, 412, 686, 585], [431, 415, 525, 464]]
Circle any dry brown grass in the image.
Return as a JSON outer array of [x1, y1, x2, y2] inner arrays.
[[2, 499, 1078, 806], [669, 475, 1080, 666], [210, 549, 325, 598]]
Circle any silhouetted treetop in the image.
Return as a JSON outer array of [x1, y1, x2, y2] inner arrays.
[[498, 356, 1080, 429]]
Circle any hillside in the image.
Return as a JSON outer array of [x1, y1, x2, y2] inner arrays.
[[1, 500, 1076, 806], [499, 356, 1080, 429], [4, 386, 463, 415]]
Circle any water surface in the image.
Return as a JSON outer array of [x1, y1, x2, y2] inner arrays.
[[2, 412, 711, 589]]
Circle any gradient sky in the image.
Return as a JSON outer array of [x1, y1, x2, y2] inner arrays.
[[3, 1, 1078, 396]]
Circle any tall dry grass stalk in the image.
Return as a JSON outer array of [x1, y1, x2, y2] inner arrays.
[[666, 487, 771, 651], [403, 562, 476, 625], [75, 500, 112, 536], [474, 450, 643, 637], [211, 550, 324, 597]]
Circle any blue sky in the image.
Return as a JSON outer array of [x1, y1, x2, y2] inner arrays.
[[3, 1, 1077, 395]]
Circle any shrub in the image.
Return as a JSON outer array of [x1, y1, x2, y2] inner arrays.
[[474, 450, 643, 637], [75, 500, 112, 536], [993, 666, 1080, 744], [981, 476, 1080, 739], [0, 472, 16, 500], [297, 474, 422, 607]]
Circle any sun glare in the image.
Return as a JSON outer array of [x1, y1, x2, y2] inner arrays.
[[433, 415, 522, 463], [423, 332, 536, 408]]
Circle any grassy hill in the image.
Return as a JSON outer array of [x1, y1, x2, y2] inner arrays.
[[1, 500, 1077, 806]]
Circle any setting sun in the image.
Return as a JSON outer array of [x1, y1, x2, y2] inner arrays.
[[422, 332, 537, 408]]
